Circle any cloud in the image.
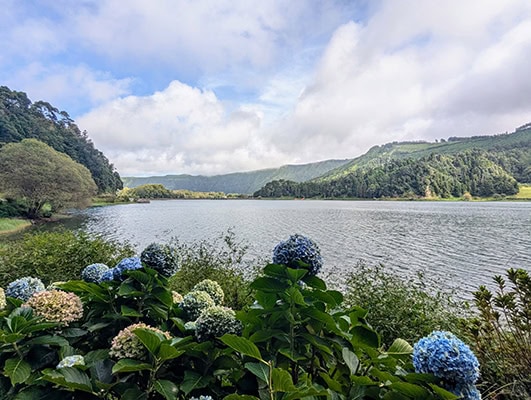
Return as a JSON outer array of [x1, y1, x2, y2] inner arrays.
[[270, 0, 531, 161], [77, 81, 288, 176]]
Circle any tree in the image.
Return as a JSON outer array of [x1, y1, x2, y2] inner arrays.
[[0, 139, 97, 218]]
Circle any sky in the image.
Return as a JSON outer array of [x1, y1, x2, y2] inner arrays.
[[2, 0, 531, 177]]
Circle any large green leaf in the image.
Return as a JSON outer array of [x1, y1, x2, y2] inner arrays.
[[254, 291, 277, 309], [387, 338, 413, 355], [223, 395, 260, 400], [154, 379, 179, 400], [286, 267, 308, 282], [158, 343, 184, 361], [221, 334, 263, 361], [428, 383, 459, 399], [121, 388, 148, 400], [120, 305, 143, 317], [112, 359, 152, 373], [180, 370, 208, 395], [4, 357, 31, 385], [41, 367, 94, 393], [133, 328, 165, 355], [250, 277, 289, 293], [303, 275, 326, 290], [245, 362, 269, 383], [342, 348, 359, 374], [389, 382, 430, 399], [271, 368, 296, 392], [351, 325, 380, 349], [25, 335, 69, 347]]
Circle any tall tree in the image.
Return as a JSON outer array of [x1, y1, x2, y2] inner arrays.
[[0, 139, 97, 218]]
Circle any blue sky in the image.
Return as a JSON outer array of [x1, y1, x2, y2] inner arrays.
[[2, 0, 531, 176]]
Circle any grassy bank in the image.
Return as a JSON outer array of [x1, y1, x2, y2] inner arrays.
[[0, 218, 31, 234]]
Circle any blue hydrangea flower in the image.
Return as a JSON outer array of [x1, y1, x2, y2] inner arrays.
[[141, 243, 180, 277], [272, 234, 323, 275], [413, 331, 480, 385], [81, 263, 110, 283], [5, 277, 45, 301], [104, 257, 143, 281], [57, 355, 85, 369]]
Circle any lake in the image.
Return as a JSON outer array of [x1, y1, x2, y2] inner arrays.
[[65, 200, 531, 296]]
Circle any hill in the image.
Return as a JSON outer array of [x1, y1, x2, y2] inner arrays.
[[319, 127, 531, 183], [0, 86, 122, 193], [122, 159, 350, 194], [254, 127, 531, 199]]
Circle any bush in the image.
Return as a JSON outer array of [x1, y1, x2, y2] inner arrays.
[[0, 199, 27, 218], [168, 230, 259, 310], [343, 261, 468, 347], [0, 229, 135, 286], [0, 235, 466, 399], [463, 268, 531, 399]]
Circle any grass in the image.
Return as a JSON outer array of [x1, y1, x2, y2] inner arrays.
[[0, 218, 31, 234]]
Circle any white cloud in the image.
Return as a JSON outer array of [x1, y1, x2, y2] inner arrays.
[[78, 81, 289, 176]]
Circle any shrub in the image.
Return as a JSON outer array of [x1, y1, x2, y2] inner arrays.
[[343, 261, 467, 346], [463, 268, 531, 399], [141, 242, 180, 277], [0, 229, 135, 286], [168, 230, 258, 310], [272, 233, 322, 275]]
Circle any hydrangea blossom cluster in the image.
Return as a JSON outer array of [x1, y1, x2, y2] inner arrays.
[[192, 279, 224, 305], [110, 323, 171, 360], [5, 277, 45, 301], [0, 288, 6, 309], [189, 396, 214, 400], [272, 234, 323, 275], [141, 243, 180, 277], [179, 290, 215, 320], [100, 257, 143, 282], [57, 355, 85, 369], [172, 291, 183, 304], [195, 306, 242, 342], [81, 263, 110, 283], [413, 331, 480, 399], [25, 290, 83, 325]]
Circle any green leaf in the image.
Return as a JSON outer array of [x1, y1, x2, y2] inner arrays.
[[254, 291, 277, 309], [154, 379, 179, 400], [342, 348, 359, 374], [112, 359, 153, 373], [250, 277, 289, 292], [428, 383, 459, 399], [263, 263, 288, 278], [223, 395, 260, 400], [121, 388, 148, 400], [351, 325, 380, 349], [59, 367, 94, 393], [126, 270, 151, 284], [387, 338, 413, 355], [83, 349, 110, 365], [25, 335, 69, 347], [118, 283, 144, 297], [221, 334, 263, 361], [4, 358, 31, 385], [121, 305, 143, 317], [133, 327, 165, 355], [286, 287, 306, 306], [389, 382, 430, 399], [244, 362, 269, 383], [0, 332, 25, 343], [319, 372, 343, 392], [152, 287, 173, 307], [180, 370, 208, 395], [158, 343, 184, 361], [286, 267, 307, 282], [303, 275, 326, 290], [60, 327, 88, 338], [271, 368, 296, 392]]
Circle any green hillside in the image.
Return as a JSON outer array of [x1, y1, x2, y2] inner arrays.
[[319, 127, 531, 182], [122, 159, 350, 194], [0, 86, 122, 193]]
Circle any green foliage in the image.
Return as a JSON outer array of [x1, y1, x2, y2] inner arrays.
[[0, 86, 122, 193], [254, 150, 520, 198], [0, 139, 97, 218], [343, 262, 468, 347], [168, 231, 259, 310], [0, 252, 457, 399], [0, 199, 27, 218], [463, 268, 531, 399], [0, 230, 135, 287]]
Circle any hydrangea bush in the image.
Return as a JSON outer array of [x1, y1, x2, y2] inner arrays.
[[179, 290, 215, 320], [272, 234, 323, 275], [192, 279, 224, 305], [0, 235, 486, 399], [5, 276, 45, 301], [195, 305, 242, 342], [81, 263, 110, 283], [24, 289, 83, 325], [141, 242, 180, 277]]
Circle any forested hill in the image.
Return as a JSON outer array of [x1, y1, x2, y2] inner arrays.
[[122, 159, 350, 194], [319, 127, 531, 182], [254, 127, 531, 199], [0, 86, 122, 193]]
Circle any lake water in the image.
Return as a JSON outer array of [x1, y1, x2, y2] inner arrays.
[[65, 200, 531, 296]]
